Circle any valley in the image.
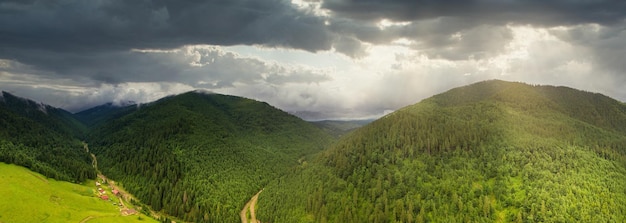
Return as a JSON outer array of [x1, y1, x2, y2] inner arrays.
[[82, 92, 334, 222], [88, 146, 140, 218], [4, 0, 626, 222], [1, 80, 626, 222]]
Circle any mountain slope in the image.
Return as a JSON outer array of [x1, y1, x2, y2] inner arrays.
[[0, 162, 156, 223], [0, 91, 95, 182], [1, 91, 86, 139], [86, 91, 334, 222], [74, 102, 137, 127], [257, 80, 626, 222]]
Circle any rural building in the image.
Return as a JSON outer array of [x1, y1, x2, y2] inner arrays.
[[101, 195, 109, 200], [112, 189, 120, 196]]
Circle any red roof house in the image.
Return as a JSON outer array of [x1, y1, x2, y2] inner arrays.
[[101, 195, 109, 200], [112, 189, 120, 196]]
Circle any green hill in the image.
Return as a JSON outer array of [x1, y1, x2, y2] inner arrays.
[[85, 91, 334, 222], [0, 162, 156, 223], [0, 91, 95, 182], [257, 80, 626, 222]]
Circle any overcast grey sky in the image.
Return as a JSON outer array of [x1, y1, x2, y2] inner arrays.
[[1, 0, 625, 120]]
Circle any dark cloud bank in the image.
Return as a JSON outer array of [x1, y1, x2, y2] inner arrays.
[[1, 0, 625, 119]]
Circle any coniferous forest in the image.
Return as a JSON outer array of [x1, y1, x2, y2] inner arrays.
[[0, 91, 95, 182], [5, 0, 626, 222], [257, 80, 626, 222], [85, 91, 334, 222], [2, 80, 626, 222]]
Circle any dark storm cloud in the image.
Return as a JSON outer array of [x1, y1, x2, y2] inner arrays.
[[322, 0, 626, 60], [2, 0, 623, 64], [328, 16, 512, 60], [323, 0, 626, 26], [2, 0, 626, 120], [0, 0, 332, 54], [0, 0, 335, 85]]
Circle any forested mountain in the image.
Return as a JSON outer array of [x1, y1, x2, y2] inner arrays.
[[85, 91, 334, 222], [258, 80, 626, 222], [0, 91, 95, 182], [311, 119, 373, 138]]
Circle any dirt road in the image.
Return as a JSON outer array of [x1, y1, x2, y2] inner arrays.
[[240, 190, 263, 223]]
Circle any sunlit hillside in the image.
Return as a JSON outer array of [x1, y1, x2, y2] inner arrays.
[[0, 162, 156, 223], [258, 80, 626, 222]]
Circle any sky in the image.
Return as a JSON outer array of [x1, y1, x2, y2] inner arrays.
[[1, 0, 625, 120]]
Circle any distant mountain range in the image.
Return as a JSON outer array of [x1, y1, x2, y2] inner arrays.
[[73, 101, 138, 127], [311, 119, 374, 138]]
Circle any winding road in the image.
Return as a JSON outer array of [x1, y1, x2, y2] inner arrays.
[[240, 190, 263, 223], [85, 142, 138, 217]]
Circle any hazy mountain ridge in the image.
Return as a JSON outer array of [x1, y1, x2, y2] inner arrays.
[[74, 101, 139, 127], [311, 119, 374, 138], [257, 80, 626, 222]]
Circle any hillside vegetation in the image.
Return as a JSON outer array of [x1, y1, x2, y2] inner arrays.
[[86, 91, 334, 222], [258, 80, 626, 222], [0, 91, 95, 182], [0, 162, 156, 223]]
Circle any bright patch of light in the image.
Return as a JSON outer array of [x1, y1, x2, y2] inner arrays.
[[0, 59, 11, 69], [487, 26, 558, 76], [358, 44, 414, 71], [377, 19, 412, 30], [290, 0, 330, 17], [130, 48, 178, 53], [391, 38, 416, 46], [226, 45, 349, 69], [556, 60, 592, 75], [450, 32, 463, 41]]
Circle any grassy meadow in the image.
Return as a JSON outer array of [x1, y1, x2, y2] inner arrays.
[[0, 162, 156, 223]]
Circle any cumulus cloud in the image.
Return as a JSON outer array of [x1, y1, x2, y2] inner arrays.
[[550, 23, 626, 76], [0, 45, 331, 86], [0, 45, 333, 112]]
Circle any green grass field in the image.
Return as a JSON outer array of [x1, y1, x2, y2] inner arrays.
[[0, 162, 157, 223]]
